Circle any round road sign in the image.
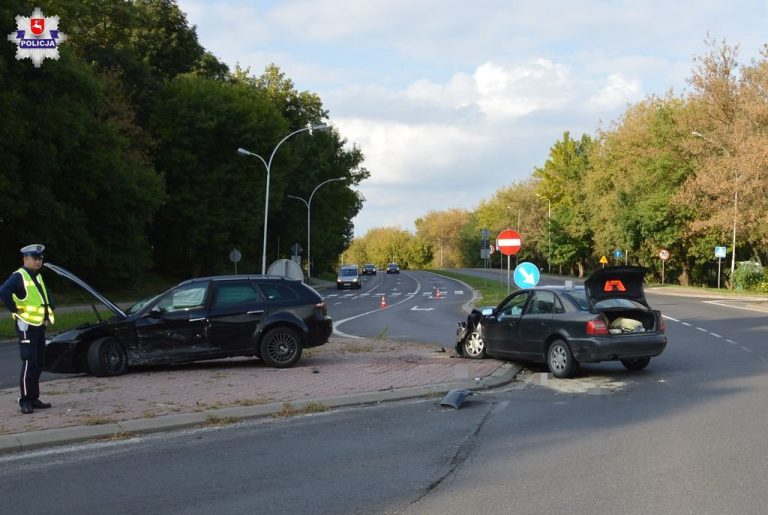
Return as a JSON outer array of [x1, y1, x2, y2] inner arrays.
[[659, 249, 670, 261], [496, 229, 522, 256]]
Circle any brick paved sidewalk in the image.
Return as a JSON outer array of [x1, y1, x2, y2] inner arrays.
[[0, 338, 504, 436]]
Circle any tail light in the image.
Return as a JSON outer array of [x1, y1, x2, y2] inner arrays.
[[659, 316, 666, 333], [586, 318, 609, 335], [315, 302, 327, 317]]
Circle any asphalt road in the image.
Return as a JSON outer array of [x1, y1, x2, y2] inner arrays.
[[3, 291, 768, 514], [327, 270, 472, 345], [3, 269, 768, 513]]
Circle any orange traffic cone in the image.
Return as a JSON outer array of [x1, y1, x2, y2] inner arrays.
[[380, 295, 387, 308], [435, 288, 442, 299]]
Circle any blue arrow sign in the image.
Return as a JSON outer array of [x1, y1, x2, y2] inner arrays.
[[613, 249, 623, 259], [514, 262, 541, 288]]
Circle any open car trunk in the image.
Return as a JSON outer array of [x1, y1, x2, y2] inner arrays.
[[599, 309, 659, 334]]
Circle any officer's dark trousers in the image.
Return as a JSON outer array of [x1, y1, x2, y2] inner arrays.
[[18, 323, 46, 404]]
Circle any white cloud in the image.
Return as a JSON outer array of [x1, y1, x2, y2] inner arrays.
[[589, 74, 644, 110], [176, 0, 768, 237]]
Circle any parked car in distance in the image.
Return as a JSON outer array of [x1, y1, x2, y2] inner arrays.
[[42, 263, 333, 377], [455, 266, 667, 378], [337, 264, 362, 289], [362, 263, 377, 275], [386, 263, 400, 274]]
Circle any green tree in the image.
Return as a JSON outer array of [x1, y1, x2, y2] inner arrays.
[[149, 75, 286, 276], [0, 2, 164, 284], [533, 132, 594, 276]]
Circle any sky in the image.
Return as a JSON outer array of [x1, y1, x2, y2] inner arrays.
[[177, 0, 767, 237]]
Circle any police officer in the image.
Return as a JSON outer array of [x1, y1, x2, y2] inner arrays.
[[0, 244, 55, 414]]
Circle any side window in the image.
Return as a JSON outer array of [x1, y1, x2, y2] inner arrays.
[[526, 291, 555, 315], [212, 282, 261, 309], [498, 292, 530, 318], [155, 283, 208, 313], [257, 283, 300, 302]]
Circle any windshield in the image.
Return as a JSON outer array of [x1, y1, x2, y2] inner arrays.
[[126, 295, 159, 315], [340, 268, 358, 277]]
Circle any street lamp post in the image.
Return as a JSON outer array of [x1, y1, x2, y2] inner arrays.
[[536, 194, 551, 272], [238, 123, 328, 275], [288, 177, 345, 279], [691, 131, 739, 277]]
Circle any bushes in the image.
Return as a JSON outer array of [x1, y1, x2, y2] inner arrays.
[[730, 261, 768, 292]]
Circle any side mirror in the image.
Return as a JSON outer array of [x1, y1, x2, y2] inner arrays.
[[481, 307, 494, 316]]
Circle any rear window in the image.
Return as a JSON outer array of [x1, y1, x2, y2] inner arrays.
[[212, 282, 261, 308], [258, 283, 300, 302], [594, 298, 646, 310]]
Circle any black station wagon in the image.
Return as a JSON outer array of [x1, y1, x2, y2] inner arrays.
[[43, 264, 333, 377]]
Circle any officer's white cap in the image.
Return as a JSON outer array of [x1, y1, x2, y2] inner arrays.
[[20, 244, 45, 257]]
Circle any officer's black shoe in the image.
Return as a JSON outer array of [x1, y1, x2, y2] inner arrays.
[[19, 403, 33, 414], [31, 400, 52, 409]]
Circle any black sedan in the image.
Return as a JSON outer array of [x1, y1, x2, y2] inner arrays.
[[456, 266, 667, 378], [43, 264, 333, 377]]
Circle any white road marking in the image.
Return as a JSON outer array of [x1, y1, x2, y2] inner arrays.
[[703, 300, 768, 314]]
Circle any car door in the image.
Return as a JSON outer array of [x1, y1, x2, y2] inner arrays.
[[134, 281, 211, 362], [483, 291, 531, 358], [206, 280, 265, 354], [517, 290, 556, 358]]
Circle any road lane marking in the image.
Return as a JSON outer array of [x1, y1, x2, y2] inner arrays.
[[703, 300, 768, 314], [333, 275, 422, 338]]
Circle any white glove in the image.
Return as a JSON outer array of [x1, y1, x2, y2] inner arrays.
[[17, 319, 29, 332]]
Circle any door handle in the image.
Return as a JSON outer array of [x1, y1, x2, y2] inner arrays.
[[247, 310, 264, 315], [189, 317, 207, 322]]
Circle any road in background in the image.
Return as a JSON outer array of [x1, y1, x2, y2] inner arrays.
[[326, 270, 473, 347]]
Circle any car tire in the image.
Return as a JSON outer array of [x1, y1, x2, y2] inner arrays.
[[621, 357, 651, 370], [260, 327, 303, 368], [462, 331, 486, 359], [87, 336, 129, 377], [547, 339, 577, 378]]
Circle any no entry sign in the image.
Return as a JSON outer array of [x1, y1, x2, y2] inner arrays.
[[496, 229, 522, 256]]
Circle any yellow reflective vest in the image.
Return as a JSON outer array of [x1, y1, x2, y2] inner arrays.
[[12, 268, 54, 326]]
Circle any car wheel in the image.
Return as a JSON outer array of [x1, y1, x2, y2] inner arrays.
[[621, 357, 651, 370], [547, 339, 577, 378], [87, 336, 128, 377], [260, 327, 303, 368], [462, 331, 486, 359]]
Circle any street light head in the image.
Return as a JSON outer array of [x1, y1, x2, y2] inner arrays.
[[307, 123, 329, 135], [237, 147, 252, 156]]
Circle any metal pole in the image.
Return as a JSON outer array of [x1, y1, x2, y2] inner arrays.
[[718, 257, 722, 289], [238, 124, 328, 275], [306, 202, 311, 278], [288, 176, 343, 279], [731, 190, 738, 276]]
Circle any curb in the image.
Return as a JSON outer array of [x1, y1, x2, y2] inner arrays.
[[0, 362, 521, 455]]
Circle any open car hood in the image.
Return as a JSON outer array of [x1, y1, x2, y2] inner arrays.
[[44, 263, 127, 319], [584, 266, 648, 307]]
